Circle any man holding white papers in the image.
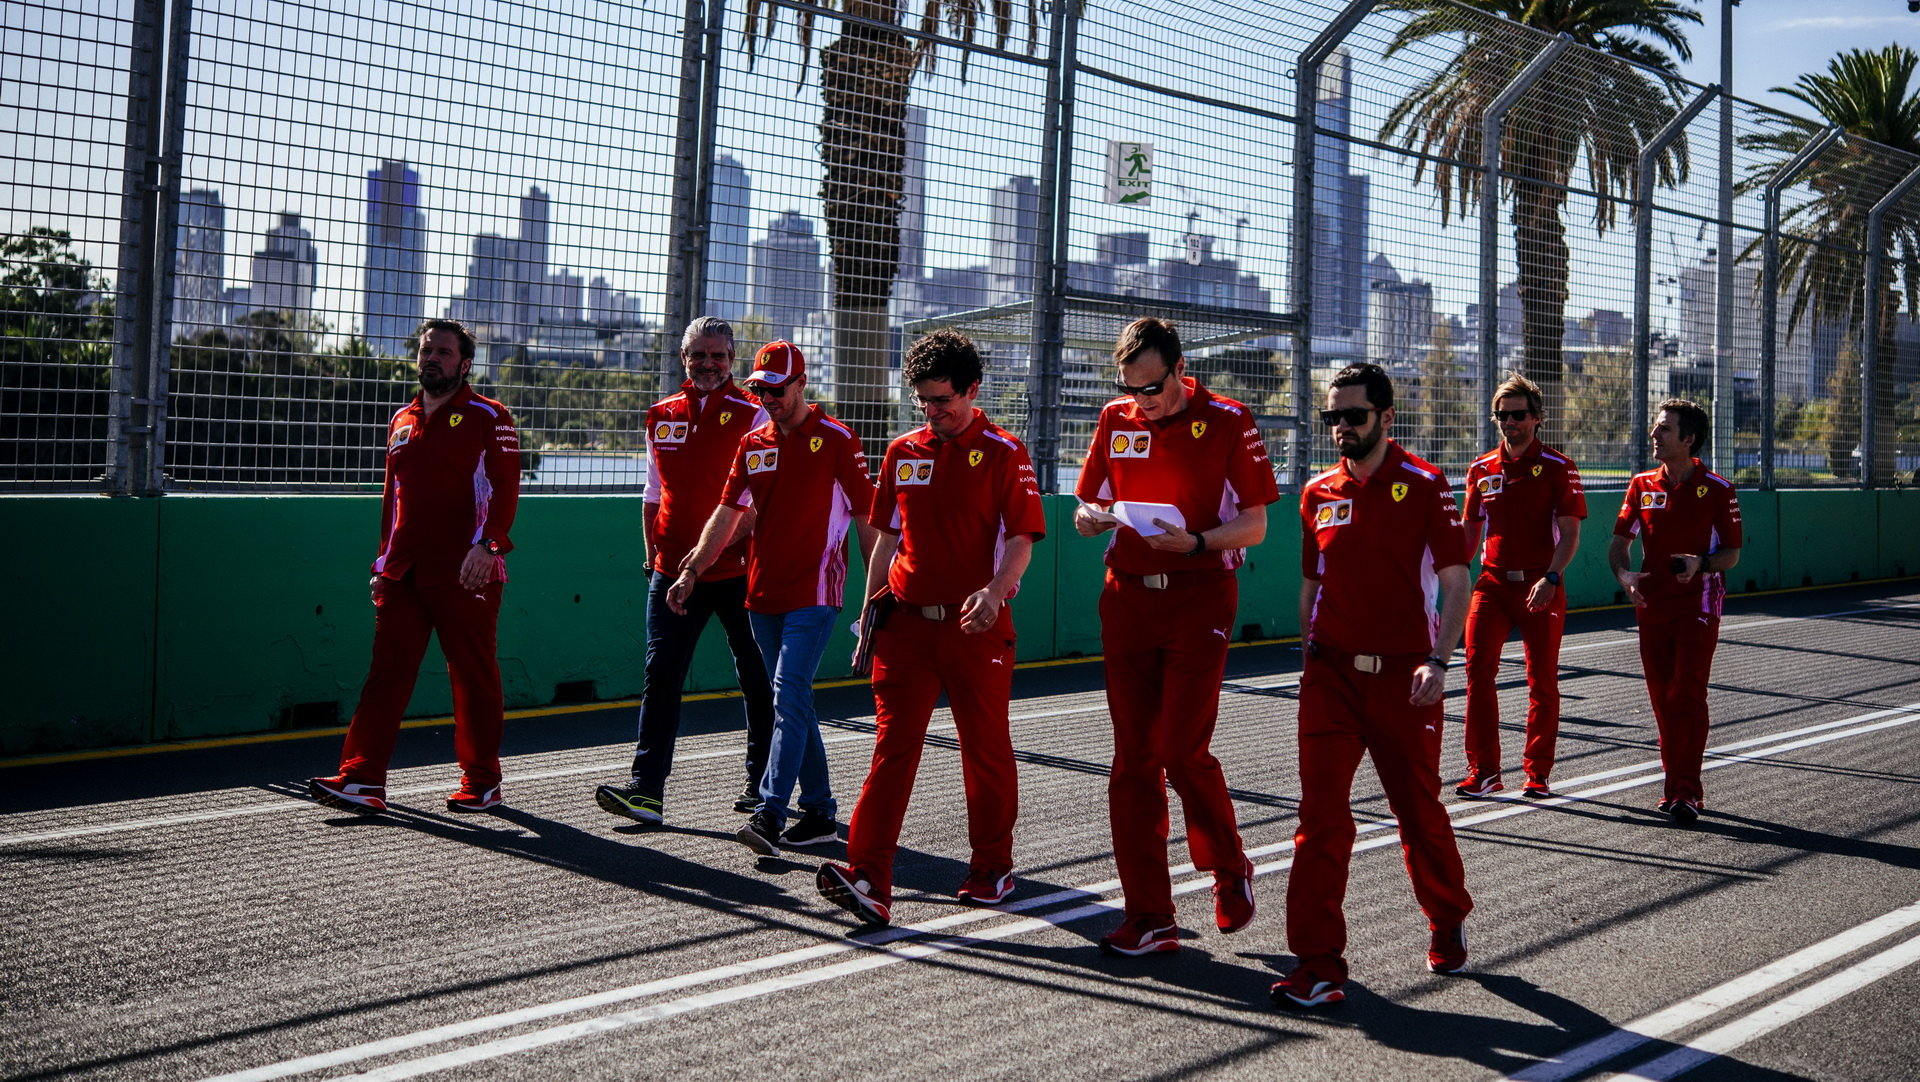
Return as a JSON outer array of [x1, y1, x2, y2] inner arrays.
[[1072, 317, 1279, 956]]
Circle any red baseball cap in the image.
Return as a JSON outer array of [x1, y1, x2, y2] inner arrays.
[[750, 340, 805, 385]]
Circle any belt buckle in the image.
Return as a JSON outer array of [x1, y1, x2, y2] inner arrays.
[[919, 605, 947, 621], [1142, 574, 1169, 590], [1503, 569, 1525, 582], [1352, 654, 1382, 674]]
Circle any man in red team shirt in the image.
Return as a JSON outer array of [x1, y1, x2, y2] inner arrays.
[[817, 330, 1047, 927], [1274, 362, 1473, 1010], [310, 319, 521, 814], [669, 341, 878, 856], [1609, 398, 1742, 825], [1456, 374, 1586, 800], [1072, 317, 1276, 957], [594, 317, 774, 826]]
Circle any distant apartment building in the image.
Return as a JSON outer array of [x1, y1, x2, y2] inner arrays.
[[751, 210, 825, 343], [364, 160, 427, 356]]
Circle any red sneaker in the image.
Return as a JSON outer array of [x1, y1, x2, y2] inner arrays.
[[1271, 966, 1346, 1009], [817, 863, 891, 927], [1521, 777, 1552, 799], [1099, 913, 1180, 956], [1213, 856, 1256, 933], [308, 775, 386, 814], [1454, 772, 1503, 799], [446, 785, 502, 813], [1428, 923, 1468, 974], [956, 867, 1015, 906]]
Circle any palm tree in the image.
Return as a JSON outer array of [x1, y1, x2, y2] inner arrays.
[[743, 0, 1036, 456], [1377, 0, 1699, 402], [1741, 45, 1920, 483]]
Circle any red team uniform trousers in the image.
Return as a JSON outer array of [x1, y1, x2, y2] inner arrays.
[[1462, 570, 1565, 782], [338, 575, 506, 791], [1099, 569, 1246, 918], [847, 605, 1020, 900], [1638, 612, 1719, 805]]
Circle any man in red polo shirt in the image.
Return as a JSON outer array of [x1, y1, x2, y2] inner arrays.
[[1274, 362, 1473, 1010], [669, 341, 877, 856], [594, 317, 774, 826], [1609, 398, 1742, 825], [817, 330, 1047, 927], [1456, 373, 1587, 800], [1071, 317, 1277, 957], [309, 318, 520, 815]]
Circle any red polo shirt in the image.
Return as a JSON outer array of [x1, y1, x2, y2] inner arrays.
[[372, 385, 520, 587], [1462, 439, 1587, 570], [871, 410, 1047, 606], [720, 403, 875, 613], [1613, 459, 1743, 621], [1074, 378, 1280, 575], [1301, 440, 1467, 656], [644, 380, 767, 580]]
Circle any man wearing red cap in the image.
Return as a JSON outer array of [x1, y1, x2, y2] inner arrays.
[[816, 329, 1047, 927], [1455, 373, 1587, 801], [594, 317, 775, 826], [309, 318, 520, 815], [669, 340, 878, 856], [1072, 317, 1276, 957], [1610, 398, 1742, 824]]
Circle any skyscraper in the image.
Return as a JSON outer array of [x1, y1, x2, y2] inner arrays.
[[450, 233, 518, 330], [248, 212, 318, 321], [1311, 49, 1371, 347], [706, 155, 751, 322], [897, 107, 927, 287], [364, 160, 427, 356], [989, 175, 1039, 303], [173, 188, 226, 336], [517, 186, 552, 332], [751, 210, 824, 343]]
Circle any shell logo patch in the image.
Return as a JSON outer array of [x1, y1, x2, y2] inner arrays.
[[652, 422, 689, 444], [1191, 421, 1207, 439], [1696, 485, 1708, 498], [1391, 482, 1408, 502], [719, 412, 732, 426], [746, 449, 779, 475], [1531, 464, 1543, 477], [896, 458, 934, 486], [1640, 490, 1668, 509], [449, 413, 463, 428], [896, 462, 915, 482], [388, 422, 414, 450], [1315, 498, 1353, 529], [1476, 475, 1504, 496], [969, 450, 984, 467], [1110, 432, 1151, 458], [810, 437, 824, 453]]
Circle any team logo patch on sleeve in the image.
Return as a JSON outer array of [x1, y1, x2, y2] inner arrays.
[[1315, 499, 1354, 528], [1191, 421, 1206, 438], [388, 422, 413, 450], [746, 449, 779, 474], [449, 413, 463, 427], [1110, 432, 1151, 458], [969, 449, 984, 467], [1391, 482, 1408, 502], [1641, 491, 1668, 509], [896, 459, 934, 486], [810, 436, 824, 453], [1476, 475, 1504, 496], [652, 422, 689, 444]]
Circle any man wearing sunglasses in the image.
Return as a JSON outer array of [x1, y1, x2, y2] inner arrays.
[[593, 317, 775, 828], [817, 330, 1047, 928], [668, 340, 878, 856], [1071, 317, 1277, 957], [1276, 362, 1473, 1010], [1455, 375, 1587, 801], [1609, 398, 1741, 825]]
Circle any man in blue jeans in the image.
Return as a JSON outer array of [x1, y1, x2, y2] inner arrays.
[[594, 317, 774, 825], [667, 341, 877, 854]]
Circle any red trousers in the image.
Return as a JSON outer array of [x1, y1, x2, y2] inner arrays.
[[337, 574, 505, 791], [845, 605, 1018, 901], [1462, 570, 1565, 782], [1099, 570, 1246, 918], [1638, 612, 1720, 805], [1288, 648, 1473, 980]]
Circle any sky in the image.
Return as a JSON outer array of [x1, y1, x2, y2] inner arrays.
[[1678, 0, 1918, 112]]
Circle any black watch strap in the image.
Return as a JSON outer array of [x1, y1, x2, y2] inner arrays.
[[1184, 531, 1206, 557], [1543, 570, 1561, 585], [479, 537, 501, 555]]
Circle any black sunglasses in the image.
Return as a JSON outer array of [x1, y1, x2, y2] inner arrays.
[[1491, 408, 1535, 423], [745, 381, 789, 398], [1115, 368, 1176, 397], [1319, 406, 1380, 428]]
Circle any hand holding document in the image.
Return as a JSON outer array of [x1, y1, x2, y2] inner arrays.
[[1078, 501, 1186, 537]]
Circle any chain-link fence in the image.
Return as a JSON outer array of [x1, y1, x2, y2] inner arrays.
[[5, 0, 1918, 495]]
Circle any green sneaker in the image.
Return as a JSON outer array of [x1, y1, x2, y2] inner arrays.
[[594, 781, 663, 824]]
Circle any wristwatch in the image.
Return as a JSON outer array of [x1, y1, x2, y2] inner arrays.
[[1425, 655, 1451, 669], [1543, 571, 1561, 585], [1184, 531, 1207, 557], [478, 537, 501, 555]]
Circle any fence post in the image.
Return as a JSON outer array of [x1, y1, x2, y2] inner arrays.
[[1029, 0, 1080, 493], [1475, 35, 1569, 453], [1290, 0, 1376, 491], [1862, 163, 1920, 490], [110, 0, 170, 496], [1760, 125, 1840, 491], [146, 0, 194, 494], [663, 0, 716, 368], [1632, 85, 1718, 478]]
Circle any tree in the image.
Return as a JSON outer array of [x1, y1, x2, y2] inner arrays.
[[743, 0, 1036, 458], [1740, 44, 1920, 484], [0, 229, 115, 482], [1378, 0, 1698, 407]]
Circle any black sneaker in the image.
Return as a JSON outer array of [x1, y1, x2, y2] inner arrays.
[[780, 810, 838, 847], [737, 809, 781, 855], [733, 787, 761, 814], [1669, 798, 1701, 824], [593, 781, 663, 825]]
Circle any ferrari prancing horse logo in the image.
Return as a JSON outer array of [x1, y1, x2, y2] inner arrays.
[[719, 412, 732, 426], [1391, 482, 1408, 502], [449, 413, 463, 427], [1191, 421, 1206, 439], [810, 437, 823, 453], [969, 450, 984, 467]]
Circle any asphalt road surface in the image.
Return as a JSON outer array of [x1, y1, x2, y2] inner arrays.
[[4, 581, 1918, 1082]]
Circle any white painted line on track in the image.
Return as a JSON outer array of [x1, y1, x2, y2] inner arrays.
[[1596, 932, 1920, 1082], [196, 703, 1920, 1082], [1501, 899, 1920, 1081]]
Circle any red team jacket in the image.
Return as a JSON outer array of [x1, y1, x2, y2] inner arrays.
[[372, 385, 520, 587], [644, 380, 767, 581], [1614, 460, 1743, 621], [1461, 440, 1587, 569], [720, 404, 875, 614]]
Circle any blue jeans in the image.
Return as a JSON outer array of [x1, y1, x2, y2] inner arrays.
[[630, 571, 774, 798], [747, 605, 839, 825]]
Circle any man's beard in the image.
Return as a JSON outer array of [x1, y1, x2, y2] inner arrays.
[[1338, 425, 1382, 461], [420, 367, 463, 395]]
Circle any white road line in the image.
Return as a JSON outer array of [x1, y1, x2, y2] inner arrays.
[[1597, 932, 1920, 1082], [197, 704, 1920, 1082], [1501, 900, 1920, 1081]]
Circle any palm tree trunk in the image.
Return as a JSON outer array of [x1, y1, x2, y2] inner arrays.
[[1511, 179, 1569, 415], [819, 21, 912, 461]]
